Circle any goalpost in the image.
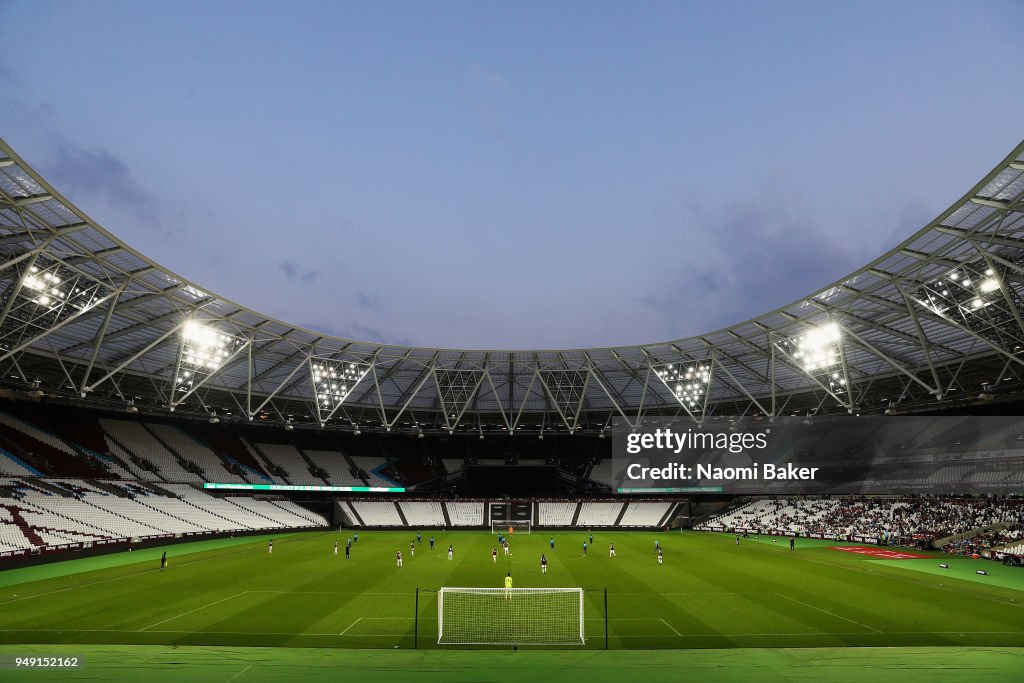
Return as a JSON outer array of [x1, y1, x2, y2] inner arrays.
[[491, 520, 532, 535], [437, 587, 585, 645]]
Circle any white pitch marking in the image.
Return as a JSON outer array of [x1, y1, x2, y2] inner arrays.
[[225, 664, 252, 683], [774, 592, 882, 633], [339, 617, 363, 635], [660, 618, 683, 636], [138, 591, 248, 631]]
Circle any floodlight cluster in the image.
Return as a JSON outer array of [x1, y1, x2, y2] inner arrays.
[[180, 320, 237, 373], [313, 362, 365, 407], [657, 363, 710, 408], [22, 267, 64, 307], [922, 266, 1002, 316], [19, 265, 101, 313], [175, 320, 243, 397], [792, 322, 842, 373]]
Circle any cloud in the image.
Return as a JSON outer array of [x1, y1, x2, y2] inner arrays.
[[278, 260, 320, 284], [641, 201, 875, 339], [356, 291, 380, 311], [42, 142, 160, 226]]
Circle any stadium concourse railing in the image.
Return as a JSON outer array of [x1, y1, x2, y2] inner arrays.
[[335, 497, 683, 530]]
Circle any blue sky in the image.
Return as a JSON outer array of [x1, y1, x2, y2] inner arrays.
[[1, 1, 1022, 348]]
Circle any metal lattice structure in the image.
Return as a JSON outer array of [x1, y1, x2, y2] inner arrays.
[[1, 137, 1023, 435]]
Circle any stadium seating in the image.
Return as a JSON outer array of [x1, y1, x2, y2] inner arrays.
[[349, 501, 403, 526], [0, 410, 108, 478], [618, 502, 673, 527], [270, 499, 328, 526], [698, 496, 1024, 545], [538, 501, 577, 526], [350, 456, 396, 487], [445, 501, 484, 526], [304, 450, 362, 486], [101, 419, 203, 484], [398, 501, 446, 526], [575, 502, 623, 527], [587, 459, 615, 488], [225, 497, 318, 528], [0, 449, 41, 477], [146, 424, 246, 484], [254, 443, 324, 485]]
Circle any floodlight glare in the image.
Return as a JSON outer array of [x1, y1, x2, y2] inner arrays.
[[979, 278, 1000, 294], [174, 320, 243, 397], [791, 322, 841, 373]]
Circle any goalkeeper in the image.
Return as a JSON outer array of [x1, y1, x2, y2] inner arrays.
[[504, 572, 513, 601]]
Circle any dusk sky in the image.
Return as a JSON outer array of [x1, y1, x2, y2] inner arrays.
[[1, 1, 1022, 349]]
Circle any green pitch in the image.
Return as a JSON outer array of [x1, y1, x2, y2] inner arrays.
[[0, 529, 1022, 653]]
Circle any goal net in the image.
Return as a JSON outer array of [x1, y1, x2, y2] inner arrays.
[[437, 587, 584, 645], [491, 520, 531, 535]]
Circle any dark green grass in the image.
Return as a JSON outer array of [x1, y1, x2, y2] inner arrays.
[[1, 645, 1023, 683], [0, 530, 1022, 651]]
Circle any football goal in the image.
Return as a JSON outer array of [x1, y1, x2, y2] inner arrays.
[[491, 520, 531, 535], [437, 587, 584, 645]]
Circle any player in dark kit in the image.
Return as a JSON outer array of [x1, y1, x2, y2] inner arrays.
[[160, 551, 167, 570], [345, 543, 351, 560], [790, 537, 795, 551]]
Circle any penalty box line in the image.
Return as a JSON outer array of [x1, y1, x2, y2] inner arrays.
[[774, 592, 882, 633], [138, 591, 250, 631]]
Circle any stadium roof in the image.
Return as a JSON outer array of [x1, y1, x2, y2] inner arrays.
[[1, 137, 1023, 435]]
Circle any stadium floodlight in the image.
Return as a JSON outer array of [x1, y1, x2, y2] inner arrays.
[[437, 587, 584, 645], [791, 322, 842, 373], [915, 257, 1023, 345], [308, 358, 370, 425], [776, 321, 849, 401], [652, 360, 713, 421], [0, 259, 111, 352], [172, 319, 247, 405], [656, 362, 711, 408]]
